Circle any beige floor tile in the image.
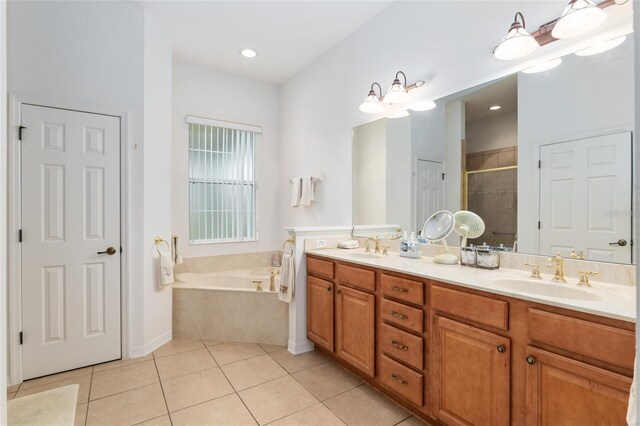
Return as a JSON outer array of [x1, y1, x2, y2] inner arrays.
[[20, 366, 93, 390], [202, 338, 223, 347], [90, 360, 159, 400], [208, 342, 266, 366], [239, 376, 319, 425], [222, 355, 288, 392], [153, 336, 205, 358], [268, 403, 346, 425], [162, 368, 234, 412], [397, 416, 431, 425], [293, 362, 362, 401], [93, 354, 153, 373], [75, 403, 88, 426], [16, 374, 91, 405], [171, 394, 257, 426], [7, 384, 19, 394], [135, 414, 172, 425], [7, 392, 15, 400], [86, 383, 167, 426], [269, 349, 328, 374], [259, 344, 286, 353], [155, 348, 217, 381], [324, 385, 410, 426]]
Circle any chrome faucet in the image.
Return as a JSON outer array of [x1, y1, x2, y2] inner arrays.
[[545, 252, 566, 283], [365, 237, 381, 254], [269, 270, 276, 292]]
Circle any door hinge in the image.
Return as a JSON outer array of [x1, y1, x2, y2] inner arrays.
[[537, 221, 541, 229], [18, 126, 26, 141], [19, 332, 23, 345], [442, 173, 446, 180], [18, 229, 22, 243], [538, 160, 542, 169]]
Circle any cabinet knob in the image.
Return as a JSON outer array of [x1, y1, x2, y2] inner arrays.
[[496, 345, 505, 353], [327, 286, 332, 291], [526, 356, 536, 365]]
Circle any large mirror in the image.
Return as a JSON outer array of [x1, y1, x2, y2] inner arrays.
[[353, 33, 634, 264]]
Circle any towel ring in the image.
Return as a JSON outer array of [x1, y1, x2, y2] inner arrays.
[[154, 237, 170, 256], [282, 238, 295, 256]]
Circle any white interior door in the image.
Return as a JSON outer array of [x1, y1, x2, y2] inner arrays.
[[21, 104, 121, 379], [416, 160, 444, 230], [539, 132, 632, 263]]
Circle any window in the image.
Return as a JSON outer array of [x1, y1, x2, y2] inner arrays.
[[187, 116, 260, 243]]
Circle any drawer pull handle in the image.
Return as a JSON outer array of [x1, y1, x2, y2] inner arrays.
[[526, 356, 536, 365], [391, 286, 409, 293], [391, 340, 409, 351], [391, 374, 408, 385], [497, 345, 505, 353], [391, 311, 408, 320]]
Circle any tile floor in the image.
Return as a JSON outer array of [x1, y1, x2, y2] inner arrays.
[[7, 337, 430, 426]]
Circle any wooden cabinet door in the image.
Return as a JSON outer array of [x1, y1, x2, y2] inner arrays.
[[432, 316, 510, 426], [307, 276, 334, 351], [525, 347, 631, 426], [335, 284, 375, 377]]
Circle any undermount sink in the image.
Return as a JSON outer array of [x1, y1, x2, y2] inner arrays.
[[493, 279, 603, 301], [348, 252, 384, 259]]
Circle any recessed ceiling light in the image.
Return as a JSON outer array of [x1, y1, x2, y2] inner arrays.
[[575, 35, 627, 56], [240, 48, 258, 58], [522, 57, 563, 74], [489, 105, 502, 111]]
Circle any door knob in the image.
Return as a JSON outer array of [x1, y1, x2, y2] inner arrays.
[[97, 247, 117, 255], [609, 239, 627, 246]]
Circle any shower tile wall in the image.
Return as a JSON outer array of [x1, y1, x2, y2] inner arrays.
[[466, 146, 517, 248]]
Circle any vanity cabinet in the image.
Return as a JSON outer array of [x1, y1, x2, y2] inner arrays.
[[524, 347, 631, 426], [335, 284, 375, 377], [431, 315, 511, 426], [305, 254, 634, 426]]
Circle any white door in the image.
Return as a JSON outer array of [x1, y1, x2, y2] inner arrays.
[[21, 105, 121, 379], [539, 132, 632, 263], [416, 160, 444, 231]]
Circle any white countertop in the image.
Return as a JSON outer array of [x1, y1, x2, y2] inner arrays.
[[306, 248, 636, 323]]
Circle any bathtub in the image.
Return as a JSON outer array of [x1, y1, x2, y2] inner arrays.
[[172, 267, 289, 346]]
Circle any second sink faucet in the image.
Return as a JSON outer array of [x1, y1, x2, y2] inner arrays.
[[365, 237, 381, 254], [546, 252, 566, 283]]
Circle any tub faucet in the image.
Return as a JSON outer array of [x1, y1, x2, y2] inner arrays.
[[253, 280, 263, 291], [269, 270, 276, 292], [545, 252, 566, 283]]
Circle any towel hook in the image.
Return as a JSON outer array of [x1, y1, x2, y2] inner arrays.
[[155, 237, 170, 256]]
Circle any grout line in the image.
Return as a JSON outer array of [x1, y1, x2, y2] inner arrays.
[[85, 370, 93, 426], [153, 344, 207, 360], [152, 356, 173, 425], [214, 364, 261, 426]]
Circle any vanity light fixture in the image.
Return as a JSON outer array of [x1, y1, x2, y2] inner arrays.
[[521, 57, 563, 73], [489, 105, 502, 111], [409, 100, 437, 111], [575, 34, 626, 56], [240, 48, 258, 58], [551, 0, 607, 39], [493, 12, 539, 61], [384, 71, 425, 104], [388, 109, 409, 119], [359, 83, 384, 113]]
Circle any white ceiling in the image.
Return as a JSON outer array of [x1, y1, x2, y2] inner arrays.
[[141, 1, 393, 84], [463, 75, 517, 123]]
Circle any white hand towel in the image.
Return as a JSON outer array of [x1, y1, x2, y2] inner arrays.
[[171, 235, 183, 266], [159, 251, 174, 287], [291, 177, 301, 207], [278, 252, 295, 303], [338, 240, 360, 249], [300, 175, 314, 206]]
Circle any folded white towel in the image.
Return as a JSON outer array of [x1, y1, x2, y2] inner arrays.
[[171, 235, 183, 266], [278, 252, 295, 303], [159, 251, 174, 287], [338, 240, 360, 249], [291, 177, 301, 207], [300, 175, 315, 206]]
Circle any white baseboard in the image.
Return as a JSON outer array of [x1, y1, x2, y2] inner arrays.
[[287, 338, 314, 355], [129, 330, 172, 358]]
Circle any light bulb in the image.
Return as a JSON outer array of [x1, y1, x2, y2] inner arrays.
[[359, 92, 383, 114], [551, 0, 607, 39], [493, 12, 539, 61], [384, 80, 409, 104]]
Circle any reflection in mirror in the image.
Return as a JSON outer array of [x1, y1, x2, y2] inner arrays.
[[352, 33, 634, 264]]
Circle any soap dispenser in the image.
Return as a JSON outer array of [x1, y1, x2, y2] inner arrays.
[[400, 231, 409, 252]]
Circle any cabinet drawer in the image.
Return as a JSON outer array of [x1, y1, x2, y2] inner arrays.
[[381, 274, 424, 305], [528, 309, 635, 370], [335, 263, 375, 292], [381, 299, 424, 334], [307, 256, 334, 280], [380, 323, 423, 370], [379, 354, 423, 407], [431, 285, 509, 331]]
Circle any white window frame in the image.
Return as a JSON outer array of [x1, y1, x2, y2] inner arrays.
[[186, 115, 261, 244]]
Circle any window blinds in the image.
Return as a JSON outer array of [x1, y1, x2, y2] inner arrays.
[[188, 122, 257, 243]]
